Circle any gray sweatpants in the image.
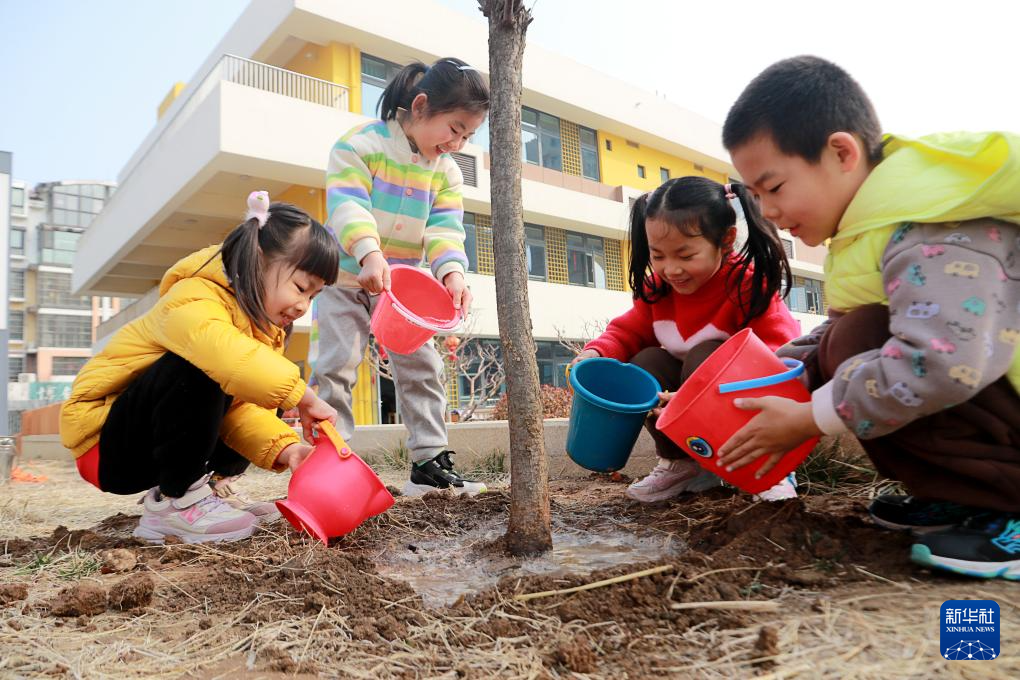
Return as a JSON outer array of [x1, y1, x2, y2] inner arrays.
[[312, 285, 448, 464]]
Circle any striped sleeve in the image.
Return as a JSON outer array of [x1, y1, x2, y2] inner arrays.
[[325, 133, 381, 265], [425, 159, 469, 281]]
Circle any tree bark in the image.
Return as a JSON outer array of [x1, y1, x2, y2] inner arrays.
[[480, 0, 551, 555]]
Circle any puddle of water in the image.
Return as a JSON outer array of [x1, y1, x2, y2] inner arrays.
[[376, 519, 680, 606]]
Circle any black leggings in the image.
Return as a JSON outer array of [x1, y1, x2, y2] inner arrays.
[[98, 352, 249, 497]]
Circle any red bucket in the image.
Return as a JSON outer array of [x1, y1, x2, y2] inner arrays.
[[370, 264, 461, 354], [655, 328, 819, 494], [276, 421, 394, 544]]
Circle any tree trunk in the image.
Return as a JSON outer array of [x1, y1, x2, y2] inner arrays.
[[480, 0, 551, 555]]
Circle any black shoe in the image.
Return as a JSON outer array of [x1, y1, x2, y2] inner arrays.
[[912, 513, 1020, 580], [868, 494, 986, 534], [402, 451, 487, 497]]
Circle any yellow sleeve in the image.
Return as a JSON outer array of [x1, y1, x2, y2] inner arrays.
[[221, 400, 300, 471]]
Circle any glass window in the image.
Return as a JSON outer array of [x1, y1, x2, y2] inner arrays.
[[463, 213, 478, 273], [10, 228, 25, 256], [566, 233, 607, 289], [521, 107, 562, 171], [637, 165, 646, 179], [579, 127, 599, 181], [786, 276, 824, 314], [535, 341, 576, 388], [9, 355, 25, 376], [360, 54, 402, 118], [660, 167, 670, 183], [473, 116, 490, 152], [40, 229, 81, 265], [9, 310, 24, 340], [525, 225, 546, 281], [38, 314, 92, 347], [51, 356, 89, 375], [11, 186, 25, 209], [9, 269, 25, 298], [37, 271, 91, 308]]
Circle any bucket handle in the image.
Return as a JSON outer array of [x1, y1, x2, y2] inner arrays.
[[316, 420, 353, 459], [717, 358, 805, 395]]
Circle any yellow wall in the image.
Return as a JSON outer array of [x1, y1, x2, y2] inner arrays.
[[285, 42, 361, 114], [597, 131, 727, 192], [352, 348, 378, 425], [277, 185, 325, 222], [157, 82, 186, 120]]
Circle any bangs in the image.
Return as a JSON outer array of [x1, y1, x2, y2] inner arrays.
[[286, 220, 340, 286]]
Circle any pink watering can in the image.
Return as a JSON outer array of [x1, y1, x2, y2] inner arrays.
[[276, 421, 394, 544]]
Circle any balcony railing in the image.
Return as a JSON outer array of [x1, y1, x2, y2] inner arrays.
[[119, 54, 350, 180]]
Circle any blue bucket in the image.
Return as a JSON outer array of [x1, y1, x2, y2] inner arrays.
[[566, 358, 662, 472]]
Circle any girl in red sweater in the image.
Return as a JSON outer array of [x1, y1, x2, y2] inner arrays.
[[573, 176, 801, 502]]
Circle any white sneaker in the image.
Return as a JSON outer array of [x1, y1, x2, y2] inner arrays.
[[133, 475, 258, 544], [626, 457, 722, 503], [211, 475, 281, 523], [755, 473, 798, 502]]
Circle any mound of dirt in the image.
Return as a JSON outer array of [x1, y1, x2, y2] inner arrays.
[[50, 582, 107, 617]]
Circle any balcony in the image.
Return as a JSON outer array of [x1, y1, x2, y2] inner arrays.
[[73, 54, 356, 296]]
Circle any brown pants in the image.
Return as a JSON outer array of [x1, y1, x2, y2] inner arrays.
[[631, 342, 725, 461], [811, 305, 1020, 511]]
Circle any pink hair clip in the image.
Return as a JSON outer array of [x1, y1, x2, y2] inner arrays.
[[246, 190, 270, 228], [724, 183, 737, 200]]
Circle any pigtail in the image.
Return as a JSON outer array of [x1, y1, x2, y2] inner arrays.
[[221, 218, 272, 333], [727, 182, 791, 327], [628, 193, 668, 303], [378, 62, 429, 120]]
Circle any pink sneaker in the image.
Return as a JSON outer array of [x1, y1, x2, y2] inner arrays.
[[210, 475, 281, 523], [626, 457, 722, 503], [754, 473, 798, 502], [133, 475, 258, 544]]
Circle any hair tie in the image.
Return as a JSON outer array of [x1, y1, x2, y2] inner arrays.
[[724, 183, 737, 200], [246, 190, 270, 228]]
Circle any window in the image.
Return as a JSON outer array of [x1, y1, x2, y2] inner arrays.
[[51, 356, 88, 375], [49, 184, 110, 229], [786, 277, 824, 314], [40, 228, 81, 265], [456, 339, 505, 407], [525, 225, 547, 280], [37, 271, 90, 309], [521, 107, 562, 171], [360, 54, 402, 118], [9, 310, 24, 340], [38, 314, 92, 347], [9, 269, 24, 299], [637, 165, 646, 179], [11, 186, 25, 210], [463, 213, 478, 273], [10, 227, 25, 256], [9, 355, 25, 376], [660, 167, 670, 183], [566, 233, 607, 288], [536, 341, 576, 388], [579, 127, 599, 181], [605, 139, 613, 151]]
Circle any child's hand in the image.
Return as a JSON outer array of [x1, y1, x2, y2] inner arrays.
[[297, 388, 338, 443], [277, 442, 314, 472], [716, 396, 821, 478], [358, 252, 391, 294], [443, 271, 472, 314], [650, 390, 673, 417], [569, 349, 600, 367]]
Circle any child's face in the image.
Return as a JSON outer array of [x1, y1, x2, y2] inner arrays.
[[263, 261, 325, 328], [407, 94, 487, 161], [646, 218, 733, 295], [730, 133, 868, 247]]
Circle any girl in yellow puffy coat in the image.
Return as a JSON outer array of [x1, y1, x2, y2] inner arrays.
[[60, 192, 340, 544]]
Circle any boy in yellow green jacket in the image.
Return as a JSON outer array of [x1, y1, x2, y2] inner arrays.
[[717, 56, 1020, 579]]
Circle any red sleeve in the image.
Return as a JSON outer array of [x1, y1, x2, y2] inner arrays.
[[746, 294, 802, 351], [584, 298, 658, 361]]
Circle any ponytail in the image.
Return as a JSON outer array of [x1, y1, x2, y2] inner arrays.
[[726, 182, 791, 327], [377, 57, 489, 121]]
